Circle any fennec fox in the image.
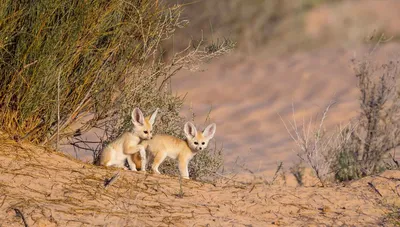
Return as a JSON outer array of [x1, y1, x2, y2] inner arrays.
[[136, 122, 216, 179], [99, 107, 158, 171]]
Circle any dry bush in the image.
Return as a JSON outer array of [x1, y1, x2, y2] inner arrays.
[[332, 47, 400, 181], [284, 40, 400, 184], [282, 102, 357, 185]]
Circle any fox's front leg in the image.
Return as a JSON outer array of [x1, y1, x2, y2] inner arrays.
[[123, 145, 142, 155], [138, 145, 147, 172], [178, 157, 190, 179], [126, 155, 137, 171]]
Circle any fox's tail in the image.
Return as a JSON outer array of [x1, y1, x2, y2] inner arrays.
[[98, 146, 112, 166]]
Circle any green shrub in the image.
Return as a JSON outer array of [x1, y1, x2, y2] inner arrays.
[[334, 151, 361, 182], [0, 0, 232, 142], [0, 0, 182, 143]]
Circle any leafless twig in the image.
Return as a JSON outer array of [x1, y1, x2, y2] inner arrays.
[[13, 208, 28, 227], [104, 172, 120, 189], [367, 182, 383, 197]]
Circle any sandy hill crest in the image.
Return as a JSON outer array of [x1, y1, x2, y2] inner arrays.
[[0, 133, 399, 226]]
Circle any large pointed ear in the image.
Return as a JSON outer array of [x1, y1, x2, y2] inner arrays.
[[148, 108, 159, 125], [184, 122, 197, 139], [131, 108, 144, 126], [203, 123, 216, 140]]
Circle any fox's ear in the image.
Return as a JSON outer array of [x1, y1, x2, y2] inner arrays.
[[203, 123, 216, 140], [184, 122, 197, 139], [131, 108, 145, 126], [148, 108, 159, 125]]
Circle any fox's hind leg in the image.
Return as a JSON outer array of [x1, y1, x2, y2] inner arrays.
[[132, 153, 142, 170], [152, 151, 167, 174]]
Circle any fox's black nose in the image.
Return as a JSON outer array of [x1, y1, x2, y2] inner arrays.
[[199, 147, 202, 150]]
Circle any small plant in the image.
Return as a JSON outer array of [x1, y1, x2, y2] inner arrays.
[[290, 162, 305, 186], [175, 174, 185, 198], [383, 205, 400, 226], [334, 151, 361, 182]]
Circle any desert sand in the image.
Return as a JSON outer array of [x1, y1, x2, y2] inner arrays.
[[1, 134, 399, 226]]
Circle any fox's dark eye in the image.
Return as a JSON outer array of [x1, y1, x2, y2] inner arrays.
[[144, 131, 148, 134], [194, 142, 198, 145], [202, 142, 205, 145]]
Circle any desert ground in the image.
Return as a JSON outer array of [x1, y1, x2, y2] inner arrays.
[[1, 134, 399, 226]]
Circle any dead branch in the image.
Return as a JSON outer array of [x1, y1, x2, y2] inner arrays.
[[367, 182, 383, 197], [13, 208, 29, 227], [104, 172, 120, 189]]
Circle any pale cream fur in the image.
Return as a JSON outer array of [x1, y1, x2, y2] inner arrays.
[[99, 107, 158, 171], [137, 122, 216, 179]]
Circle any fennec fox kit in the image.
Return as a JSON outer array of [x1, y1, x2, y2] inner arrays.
[[99, 107, 158, 171], [136, 122, 216, 179]]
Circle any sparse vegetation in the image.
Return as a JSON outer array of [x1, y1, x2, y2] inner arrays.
[[384, 206, 400, 226], [345, 47, 400, 177], [331, 40, 400, 182], [282, 101, 343, 185], [290, 162, 305, 186]]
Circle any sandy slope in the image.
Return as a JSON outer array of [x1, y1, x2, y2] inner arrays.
[[172, 43, 400, 175], [1, 135, 399, 226]]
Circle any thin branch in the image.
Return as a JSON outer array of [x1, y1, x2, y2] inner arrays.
[[56, 70, 61, 151], [13, 208, 28, 227], [104, 172, 120, 189]]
